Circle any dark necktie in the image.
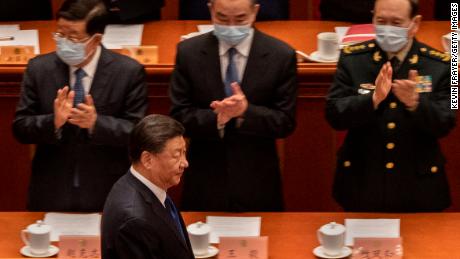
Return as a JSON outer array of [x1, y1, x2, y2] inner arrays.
[[390, 56, 401, 73], [224, 47, 239, 96], [165, 196, 186, 242], [73, 68, 86, 106]]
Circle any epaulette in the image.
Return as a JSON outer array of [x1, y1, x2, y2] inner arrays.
[[419, 46, 450, 63], [342, 42, 376, 55]]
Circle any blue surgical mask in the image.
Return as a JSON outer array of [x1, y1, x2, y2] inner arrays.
[[375, 24, 410, 53], [55, 37, 89, 66], [213, 24, 252, 46]]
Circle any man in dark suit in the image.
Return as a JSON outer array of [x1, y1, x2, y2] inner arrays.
[[101, 114, 194, 259], [170, 0, 297, 211], [12, 0, 148, 212], [104, 0, 164, 23], [326, 0, 456, 212]]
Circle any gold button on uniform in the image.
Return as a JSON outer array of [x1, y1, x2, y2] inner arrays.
[[431, 166, 438, 173], [389, 102, 397, 109], [387, 122, 396, 129], [344, 161, 351, 167], [386, 143, 395, 149], [386, 162, 394, 169]]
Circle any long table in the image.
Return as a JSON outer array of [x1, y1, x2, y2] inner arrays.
[[0, 212, 459, 258], [0, 21, 458, 212]]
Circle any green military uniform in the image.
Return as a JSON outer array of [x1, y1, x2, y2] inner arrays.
[[326, 39, 456, 212]]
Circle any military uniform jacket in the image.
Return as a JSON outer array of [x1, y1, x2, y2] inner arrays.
[[326, 39, 456, 212]]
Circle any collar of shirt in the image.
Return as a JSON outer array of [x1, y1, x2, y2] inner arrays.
[[218, 28, 255, 57], [70, 45, 102, 81], [387, 38, 413, 63], [130, 165, 167, 207]]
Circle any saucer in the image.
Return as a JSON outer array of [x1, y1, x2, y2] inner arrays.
[[313, 245, 352, 258], [20, 245, 59, 258], [308, 51, 339, 63], [194, 245, 219, 258]]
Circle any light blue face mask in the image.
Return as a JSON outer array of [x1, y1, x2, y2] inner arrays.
[[213, 24, 252, 46], [55, 37, 89, 66], [375, 24, 410, 53]]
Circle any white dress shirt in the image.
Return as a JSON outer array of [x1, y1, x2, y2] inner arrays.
[[130, 166, 167, 208], [69, 46, 102, 94], [218, 29, 255, 83]]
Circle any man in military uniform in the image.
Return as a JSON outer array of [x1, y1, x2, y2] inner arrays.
[[326, 0, 456, 212]]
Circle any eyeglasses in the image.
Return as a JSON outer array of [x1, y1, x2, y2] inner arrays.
[[52, 32, 91, 44]]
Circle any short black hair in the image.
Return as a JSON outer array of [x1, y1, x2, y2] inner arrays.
[[57, 0, 108, 35], [374, 0, 419, 18], [129, 114, 185, 163], [209, 0, 259, 5]]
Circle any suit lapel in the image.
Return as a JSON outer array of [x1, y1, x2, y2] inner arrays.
[[126, 173, 190, 251], [178, 212, 194, 255], [241, 30, 269, 95], [201, 33, 227, 100], [54, 55, 70, 91], [89, 46, 114, 101], [151, 196, 190, 250]]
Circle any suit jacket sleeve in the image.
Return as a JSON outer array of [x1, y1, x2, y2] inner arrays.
[[12, 60, 59, 144], [325, 54, 377, 130], [115, 218, 161, 259], [237, 50, 298, 138], [409, 64, 456, 138], [89, 63, 148, 146], [169, 43, 220, 139]]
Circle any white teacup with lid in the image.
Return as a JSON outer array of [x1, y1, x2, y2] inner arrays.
[[317, 32, 340, 60], [187, 221, 211, 256], [442, 32, 452, 53], [21, 220, 51, 255], [317, 222, 346, 256]]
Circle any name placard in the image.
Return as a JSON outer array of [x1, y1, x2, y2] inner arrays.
[[58, 235, 100, 258], [219, 236, 268, 259], [352, 237, 403, 259], [0, 46, 35, 64], [121, 45, 158, 65]]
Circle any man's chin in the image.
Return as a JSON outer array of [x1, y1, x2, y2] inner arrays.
[[173, 174, 183, 185]]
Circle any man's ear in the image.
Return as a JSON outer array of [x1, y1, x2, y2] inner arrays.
[[92, 33, 103, 45], [207, 2, 213, 15], [140, 151, 153, 170], [409, 15, 422, 38], [253, 4, 260, 16], [248, 4, 260, 24]]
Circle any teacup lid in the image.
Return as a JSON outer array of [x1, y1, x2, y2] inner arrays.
[[319, 222, 345, 235], [27, 220, 51, 234], [187, 221, 211, 235]]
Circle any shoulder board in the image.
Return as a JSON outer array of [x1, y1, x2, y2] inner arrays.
[[342, 42, 376, 55], [419, 46, 450, 63]]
